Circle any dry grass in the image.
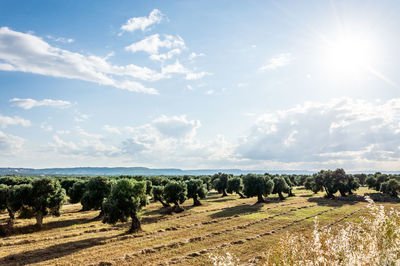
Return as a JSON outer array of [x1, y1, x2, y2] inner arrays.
[[0, 187, 397, 265]]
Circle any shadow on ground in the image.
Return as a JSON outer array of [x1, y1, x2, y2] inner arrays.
[[308, 197, 358, 207], [209, 203, 263, 219], [0, 232, 128, 265]]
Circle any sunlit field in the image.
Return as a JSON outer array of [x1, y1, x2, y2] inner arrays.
[[1, 187, 395, 265]]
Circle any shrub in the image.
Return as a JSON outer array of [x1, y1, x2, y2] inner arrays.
[[227, 177, 245, 198], [380, 179, 400, 198], [186, 179, 207, 206], [102, 179, 147, 233], [243, 174, 274, 203]]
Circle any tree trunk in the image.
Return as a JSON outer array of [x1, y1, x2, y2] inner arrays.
[[222, 189, 228, 197], [158, 199, 170, 208], [256, 194, 265, 203], [237, 191, 246, 198], [193, 195, 202, 206], [129, 214, 142, 233], [339, 189, 347, 197], [7, 207, 14, 220], [288, 189, 295, 197], [278, 191, 285, 200], [36, 212, 43, 228]]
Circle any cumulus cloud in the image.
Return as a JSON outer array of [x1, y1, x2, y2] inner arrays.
[[259, 53, 292, 71], [160, 61, 211, 80], [0, 114, 31, 128], [125, 34, 185, 55], [10, 98, 71, 109], [46, 35, 74, 43], [0, 130, 24, 152], [188, 52, 205, 60], [152, 115, 201, 139], [0, 27, 158, 94], [103, 125, 121, 135], [237, 98, 400, 167], [120, 9, 164, 34]]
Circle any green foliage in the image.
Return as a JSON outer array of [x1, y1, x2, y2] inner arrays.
[[308, 169, 359, 198], [68, 180, 88, 204], [0, 184, 14, 219], [102, 179, 147, 233], [380, 179, 400, 197], [8, 178, 66, 227], [163, 181, 187, 207], [212, 172, 230, 197], [145, 180, 153, 196], [272, 176, 290, 200], [227, 177, 245, 198], [81, 176, 112, 212], [243, 174, 274, 203], [199, 176, 212, 191], [152, 185, 169, 207], [185, 179, 207, 206], [60, 178, 78, 195], [0, 176, 32, 186], [367, 173, 389, 191]]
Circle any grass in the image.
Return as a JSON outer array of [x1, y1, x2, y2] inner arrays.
[[0, 187, 398, 265]]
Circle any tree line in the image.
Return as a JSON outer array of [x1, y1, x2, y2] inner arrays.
[[1, 170, 399, 233]]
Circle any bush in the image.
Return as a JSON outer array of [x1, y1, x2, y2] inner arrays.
[[243, 174, 274, 203], [380, 179, 400, 197], [102, 179, 147, 233], [186, 179, 207, 206]]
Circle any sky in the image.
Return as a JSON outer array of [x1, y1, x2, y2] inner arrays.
[[0, 0, 399, 171]]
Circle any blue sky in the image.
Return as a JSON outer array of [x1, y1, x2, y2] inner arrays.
[[0, 0, 399, 170]]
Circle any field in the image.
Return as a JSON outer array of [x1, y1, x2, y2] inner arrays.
[[1, 187, 398, 265]]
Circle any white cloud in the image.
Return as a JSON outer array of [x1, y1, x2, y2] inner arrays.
[[150, 48, 181, 62], [0, 27, 158, 94], [40, 122, 53, 132], [259, 53, 292, 71], [0, 130, 24, 152], [237, 98, 400, 167], [56, 130, 70, 135], [206, 90, 215, 95], [74, 112, 90, 122], [0, 114, 31, 128], [103, 125, 121, 135], [160, 60, 211, 80], [125, 34, 185, 55], [120, 9, 164, 34], [46, 35, 74, 43], [152, 115, 201, 139], [188, 52, 205, 60], [10, 98, 71, 109]]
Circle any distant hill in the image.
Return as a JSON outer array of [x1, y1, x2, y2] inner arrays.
[[0, 167, 397, 177], [0, 167, 315, 176]]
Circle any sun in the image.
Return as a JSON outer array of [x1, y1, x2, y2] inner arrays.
[[322, 34, 375, 76]]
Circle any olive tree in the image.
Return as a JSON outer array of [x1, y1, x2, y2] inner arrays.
[[163, 181, 187, 212], [152, 185, 170, 207], [68, 180, 88, 204], [212, 172, 230, 197], [186, 179, 207, 206], [0, 184, 14, 220], [380, 179, 400, 197], [243, 174, 274, 203], [9, 178, 66, 228], [102, 179, 147, 233], [227, 177, 245, 198], [80, 176, 112, 217], [272, 176, 290, 200]]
